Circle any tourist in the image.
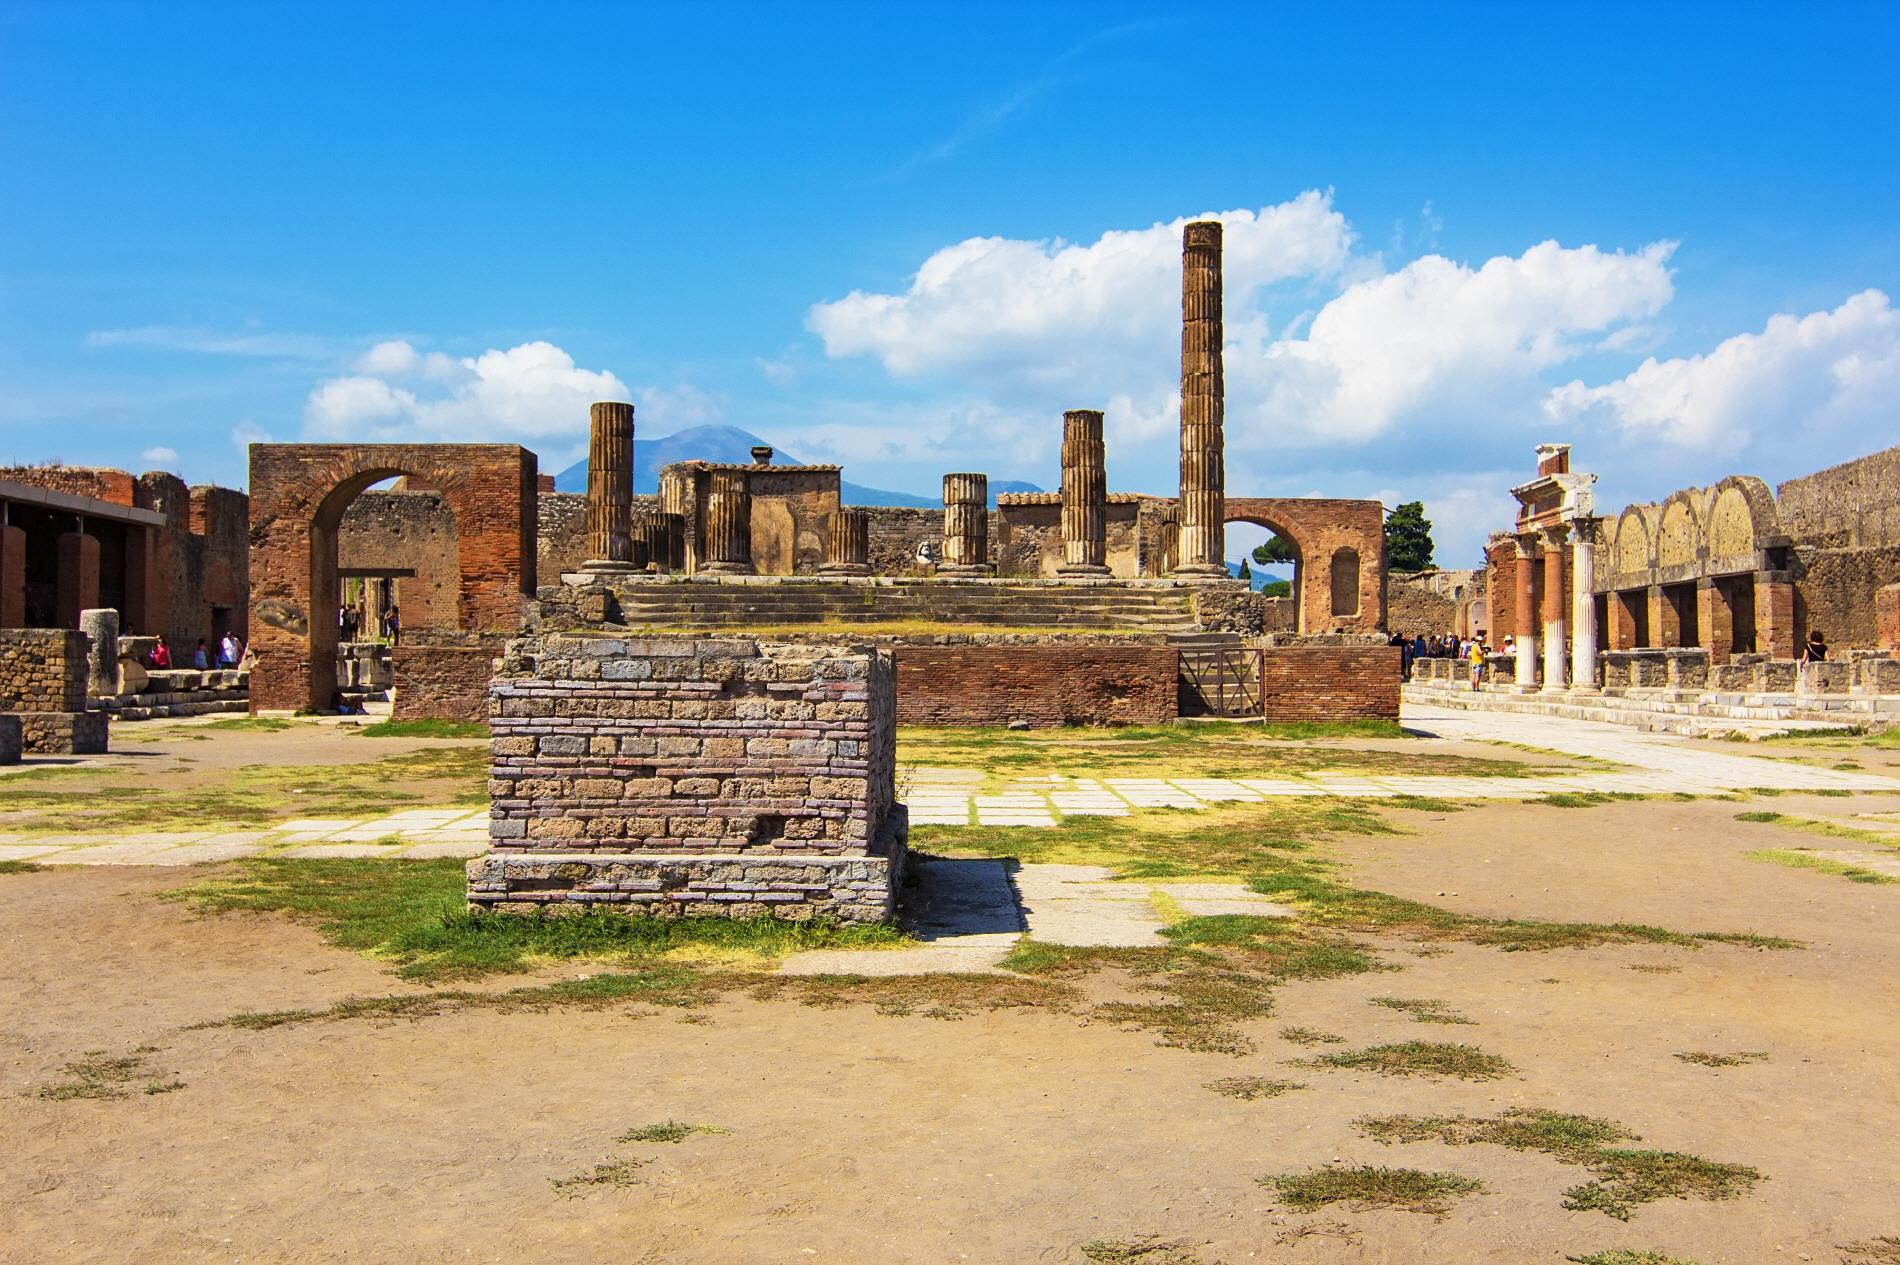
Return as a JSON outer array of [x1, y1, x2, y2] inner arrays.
[[1802, 629, 1829, 663], [385, 605, 402, 645], [1390, 630, 1410, 679], [193, 638, 209, 670], [219, 632, 240, 667], [148, 639, 171, 669], [1468, 637, 1486, 689]]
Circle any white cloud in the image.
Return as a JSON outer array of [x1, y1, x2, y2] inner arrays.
[[140, 446, 179, 466], [231, 421, 273, 453], [303, 340, 632, 446], [87, 325, 336, 359], [1544, 289, 1900, 452], [808, 193, 1359, 386]]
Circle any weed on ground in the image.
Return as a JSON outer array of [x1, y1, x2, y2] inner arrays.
[[1077, 1238, 1220, 1264], [1628, 963, 1681, 974], [1260, 1164, 1484, 1219], [551, 1156, 647, 1195], [1303, 1041, 1516, 1081], [1278, 1025, 1345, 1045], [1674, 1051, 1768, 1067], [618, 1121, 729, 1143], [355, 718, 488, 739], [33, 1047, 182, 1100], [1745, 849, 1897, 884], [1368, 995, 1475, 1024], [1567, 1254, 1704, 1265], [0, 859, 44, 874], [1356, 1107, 1762, 1221], [1203, 1076, 1306, 1100]]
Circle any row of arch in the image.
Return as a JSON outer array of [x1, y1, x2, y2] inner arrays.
[[1605, 476, 1787, 584]]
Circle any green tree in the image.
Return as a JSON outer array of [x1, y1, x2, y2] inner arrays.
[[1385, 501, 1435, 572], [1236, 557, 1253, 583], [1251, 534, 1297, 565], [1260, 578, 1292, 598]]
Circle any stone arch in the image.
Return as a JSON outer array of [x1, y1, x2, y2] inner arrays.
[[1656, 496, 1700, 573], [247, 444, 537, 714], [1329, 547, 1361, 617], [1610, 506, 1653, 582], [1223, 497, 1385, 633], [1704, 476, 1781, 572]]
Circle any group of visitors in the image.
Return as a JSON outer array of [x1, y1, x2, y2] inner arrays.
[[141, 631, 244, 671], [338, 604, 401, 645], [1392, 631, 1492, 685]]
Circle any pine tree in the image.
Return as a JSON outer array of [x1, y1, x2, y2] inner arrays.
[[1385, 501, 1435, 572]]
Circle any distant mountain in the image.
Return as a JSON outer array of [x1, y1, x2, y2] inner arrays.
[[552, 424, 1040, 508]]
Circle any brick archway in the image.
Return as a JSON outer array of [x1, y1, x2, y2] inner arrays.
[[247, 444, 537, 713], [1223, 498, 1385, 633]]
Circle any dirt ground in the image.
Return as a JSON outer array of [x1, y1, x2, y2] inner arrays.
[[5, 782, 1899, 1264]]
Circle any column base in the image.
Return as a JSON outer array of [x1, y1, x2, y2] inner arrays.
[[1170, 564, 1232, 581], [698, 562, 757, 576], [579, 559, 645, 576], [818, 563, 872, 576], [1056, 564, 1112, 577], [936, 564, 993, 578]]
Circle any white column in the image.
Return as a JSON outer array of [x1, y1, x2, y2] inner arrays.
[[1570, 524, 1598, 691]]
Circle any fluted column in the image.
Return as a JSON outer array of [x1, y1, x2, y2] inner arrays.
[[939, 473, 991, 576], [821, 508, 872, 575], [649, 512, 686, 573], [1514, 539, 1539, 689], [1571, 520, 1599, 691], [1057, 409, 1110, 577], [1173, 220, 1229, 579], [581, 401, 639, 574], [699, 470, 755, 575], [1542, 527, 1568, 692], [626, 512, 653, 573]]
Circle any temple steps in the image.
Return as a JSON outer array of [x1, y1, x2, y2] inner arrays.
[[604, 581, 1200, 633]]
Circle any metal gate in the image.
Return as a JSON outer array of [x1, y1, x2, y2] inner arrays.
[[1171, 633, 1262, 718]]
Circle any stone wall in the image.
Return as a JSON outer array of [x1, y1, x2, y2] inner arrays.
[[992, 495, 1145, 578], [1777, 443, 1900, 548], [339, 491, 460, 629], [1386, 573, 1459, 637], [470, 635, 903, 922], [0, 628, 108, 753], [859, 506, 942, 575], [1793, 544, 1900, 651], [1879, 583, 1900, 654], [390, 632, 505, 724], [1258, 638, 1401, 722], [1190, 585, 1267, 635], [892, 643, 1178, 727]]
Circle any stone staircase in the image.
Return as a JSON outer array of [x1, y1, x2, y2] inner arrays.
[[97, 668, 250, 721], [600, 579, 1201, 634]]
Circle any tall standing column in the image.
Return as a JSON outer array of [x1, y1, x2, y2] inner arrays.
[[1542, 529, 1567, 692], [699, 470, 755, 575], [821, 509, 872, 575], [1514, 539, 1539, 689], [581, 401, 640, 574], [1057, 409, 1110, 576], [1570, 521, 1598, 691], [939, 473, 991, 576], [1173, 220, 1229, 579]]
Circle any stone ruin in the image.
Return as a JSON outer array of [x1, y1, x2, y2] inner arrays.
[[467, 633, 904, 921]]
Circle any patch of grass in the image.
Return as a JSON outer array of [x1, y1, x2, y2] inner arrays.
[[1203, 1075, 1306, 1100], [34, 1047, 179, 1101], [618, 1120, 728, 1143], [1628, 963, 1681, 974], [1674, 1050, 1768, 1067], [1356, 1107, 1761, 1222], [1368, 995, 1474, 1025], [0, 859, 45, 874], [1382, 794, 1466, 813], [1260, 1165, 1484, 1219], [1078, 1239, 1220, 1265], [1537, 791, 1642, 808], [1305, 1041, 1515, 1081], [1567, 1253, 1704, 1265], [356, 718, 488, 739], [750, 970, 1078, 1022], [169, 856, 904, 981], [551, 1156, 646, 1195], [1747, 849, 1897, 884], [197, 717, 293, 732], [1278, 1025, 1344, 1046], [1735, 810, 1900, 849]]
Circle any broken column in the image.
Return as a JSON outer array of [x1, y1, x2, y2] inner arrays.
[[821, 508, 872, 575], [581, 401, 640, 575], [699, 469, 755, 575], [79, 608, 119, 699], [650, 512, 686, 573], [939, 473, 991, 576], [1173, 220, 1229, 579], [1057, 409, 1110, 577]]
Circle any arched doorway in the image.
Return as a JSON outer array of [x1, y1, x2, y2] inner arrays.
[[1223, 496, 1386, 634], [247, 444, 538, 714]]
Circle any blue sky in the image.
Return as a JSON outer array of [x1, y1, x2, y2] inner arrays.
[[4, 2, 1898, 567]]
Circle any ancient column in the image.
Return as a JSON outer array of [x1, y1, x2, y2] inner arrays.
[[821, 508, 872, 575], [80, 607, 119, 698], [939, 473, 991, 576], [699, 470, 755, 575], [1056, 409, 1111, 577], [581, 401, 639, 574], [1513, 539, 1538, 689], [1173, 220, 1229, 579], [1570, 521, 1599, 691], [627, 513, 652, 573], [55, 530, 100, 630], [1541, 528, 1568, 692], [0, 523, 24, 628], [650, 512, 686, 572]]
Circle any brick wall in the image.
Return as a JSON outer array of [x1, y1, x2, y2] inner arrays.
[[1386, 575, 1459, 637], [1793, 544, 1900, 650], [893, 643, 1178, 727], [391, 632, 505, 724], [1224, 497, 1387, 633], [1878, 583, 1900, 654], [0, 628, 87, 712], [470, 635, 902, 921], [1258, 641, 1401, 722]]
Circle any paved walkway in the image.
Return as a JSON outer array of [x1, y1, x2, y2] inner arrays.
[[0, 808, 490, 866]]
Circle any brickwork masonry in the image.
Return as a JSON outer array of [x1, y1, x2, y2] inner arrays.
[[0, 629, 108, 754], [468, 635, 905, 922]]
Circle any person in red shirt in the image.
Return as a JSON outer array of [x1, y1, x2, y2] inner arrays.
[[149, 640, 172, 669]]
